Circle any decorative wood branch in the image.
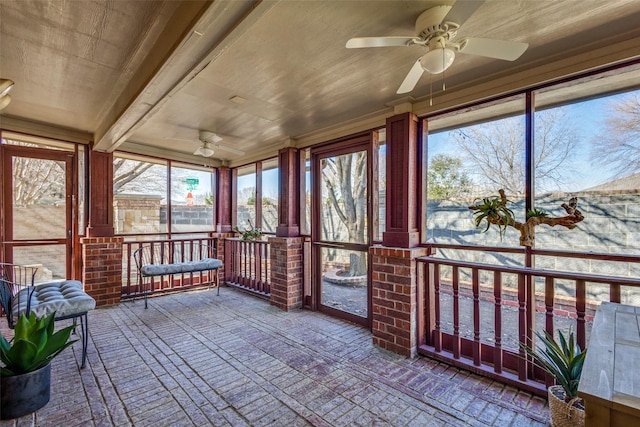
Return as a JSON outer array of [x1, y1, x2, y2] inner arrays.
[[469, 189, 584, 247]]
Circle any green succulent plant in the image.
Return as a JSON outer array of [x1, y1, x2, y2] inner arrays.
[[470, 195, 515, 238], [233, 219, 262, 241], [0, 312, 77, 376], [526, 208, 549, 219], [521, 329, 586, 399]]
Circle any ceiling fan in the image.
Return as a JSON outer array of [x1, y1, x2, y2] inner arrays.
[[346, 1, 529, 94], [192, 130, 245, 158]]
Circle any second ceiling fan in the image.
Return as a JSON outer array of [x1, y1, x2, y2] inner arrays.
[[346, 1, 528, 94]]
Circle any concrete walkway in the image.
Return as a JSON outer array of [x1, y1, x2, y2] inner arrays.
[[0, 289, 549, 426]]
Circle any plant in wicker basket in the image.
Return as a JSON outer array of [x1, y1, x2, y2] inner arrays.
[[521, 329, 587, 427]]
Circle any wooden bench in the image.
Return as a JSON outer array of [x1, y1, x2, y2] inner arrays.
[[133, 241, 222, 308], [579, 302, 640, 426], [0, 263, 95, 368]]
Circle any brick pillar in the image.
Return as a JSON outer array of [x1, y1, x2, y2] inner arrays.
[[269, 236, 304, 311], [371, 245, 429, 357], [82, 237, 123, 307]]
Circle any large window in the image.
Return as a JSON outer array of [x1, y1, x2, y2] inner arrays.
[[261, 158, 278, 233], [234, 158, 279, 234], [113, 154, 216, 236], [425, 95, 526, 255], [235, 164, 256, 230], [170, 164, 215, 234]]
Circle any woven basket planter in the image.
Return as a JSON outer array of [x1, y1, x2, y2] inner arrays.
[[548, 385, 585, 427]]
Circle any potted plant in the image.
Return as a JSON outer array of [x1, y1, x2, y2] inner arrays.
[[522, 329, 587, 427], [233, 219, 263, 241], [0, 312, 77, 420]]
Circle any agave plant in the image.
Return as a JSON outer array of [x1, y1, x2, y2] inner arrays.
[[0, 312, 77, 376], [521, 329, 586, 399], [526, 208, 549, 219]]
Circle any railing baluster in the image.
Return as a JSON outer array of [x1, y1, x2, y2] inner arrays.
[[472, 267, 481, 366], [610, 283, 621, 303], [545, 277, 554, 335], [452, 266, 460, 360], [493, 271, 502, 374], [518, 272, 527, 382], [434, 263, 441, 352], [576, 279, 586, 349]]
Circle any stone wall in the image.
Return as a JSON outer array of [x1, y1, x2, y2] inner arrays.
[[114, 193, 162, 234]]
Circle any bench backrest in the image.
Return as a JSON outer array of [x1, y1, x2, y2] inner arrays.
[[133, 241, 218, 271]]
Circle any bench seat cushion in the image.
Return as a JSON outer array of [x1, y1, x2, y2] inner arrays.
[[141, 258, 222, 277], [12, 280, 96, 321]]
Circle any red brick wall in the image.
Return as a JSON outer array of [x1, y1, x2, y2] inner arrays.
[[371, 246, 429, 357], [82, 237, 124, 307], [269, 237, 304, 311]]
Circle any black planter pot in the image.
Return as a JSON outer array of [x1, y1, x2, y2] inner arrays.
[[0, 363, 51, 420]]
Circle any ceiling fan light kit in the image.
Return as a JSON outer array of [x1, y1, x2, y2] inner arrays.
[[194, 141, 215, 157], [420, 46, 455, 74], [345, 1, 528, 94]]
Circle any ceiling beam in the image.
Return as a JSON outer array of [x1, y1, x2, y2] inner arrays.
[[93, 0, 278, 153]]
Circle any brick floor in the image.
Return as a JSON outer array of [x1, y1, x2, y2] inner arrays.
[[0, 289, 550, 426]]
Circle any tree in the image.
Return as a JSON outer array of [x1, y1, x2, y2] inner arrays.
[[592, 92, 640, 177], [113, 158, 155, 194], [427, 154, 471, 199], [321, 152, 367, 244], [12, 157, 65, 206], [453, 109, 579, 195]]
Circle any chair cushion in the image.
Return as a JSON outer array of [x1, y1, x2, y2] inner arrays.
[[141, 258, 222, 276], [12, 280, 96, 321]]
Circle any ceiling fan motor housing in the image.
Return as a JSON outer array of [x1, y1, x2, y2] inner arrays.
[[415, 5, 452, 38]]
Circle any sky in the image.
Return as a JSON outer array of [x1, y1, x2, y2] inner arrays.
[[427, 91, 638, 193]]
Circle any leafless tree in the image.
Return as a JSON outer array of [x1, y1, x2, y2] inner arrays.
[[113, 158, 156, 193], [321, 151, 367, 244], [591, 92, 640, 177], [453, 109, 579, 195], [12, 157, 65, 206]]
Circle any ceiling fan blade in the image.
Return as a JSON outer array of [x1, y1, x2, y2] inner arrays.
[[397, 60, 425, 94], [215, 144, 245, 156], [442, 0, 485, 26], [458, 37, 528, 61], [346, 36, 417, 48]]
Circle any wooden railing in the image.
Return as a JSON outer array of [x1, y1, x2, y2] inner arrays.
[[224, 238, 271, 297], [121, 236, 218, 299], [416, 253, 640, 395]]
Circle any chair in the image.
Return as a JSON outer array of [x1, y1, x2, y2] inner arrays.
[[0, 263, 95, 368]]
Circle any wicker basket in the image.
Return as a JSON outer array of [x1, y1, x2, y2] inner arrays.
[[548, 385, 585, 427]]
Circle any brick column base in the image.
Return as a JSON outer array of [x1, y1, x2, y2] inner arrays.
[[269, 237, 304, 311], [370, 246, 429, 357], [81, 237, 124, 307]]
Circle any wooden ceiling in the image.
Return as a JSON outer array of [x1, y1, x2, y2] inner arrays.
[[1, 0, 640, 166]]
